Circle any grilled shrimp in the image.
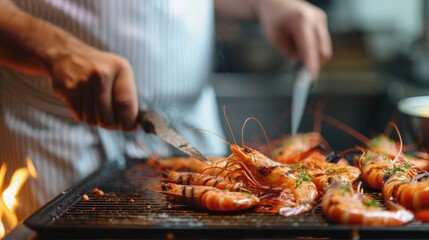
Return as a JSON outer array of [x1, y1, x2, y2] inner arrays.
[[357, 148, 429, 211], [273, 132, 326, 163], [357, 148, 416, 189], [383, 170, 429, 210], [227, 144, 298, 192], [226, 144, 319, 215], [159, 183, 259, 211], [362, 126, 429, 210], [357, 150, 395, 190], [368, 135, 429, 170], [367, 135, 400, 156], [256, 179, 319, 216], [322, 181, 414, 225], [285, 151, 361, 192], [146, 156, 212, 173], [311, 164, 361, 192], [162, 170, 245, 192]]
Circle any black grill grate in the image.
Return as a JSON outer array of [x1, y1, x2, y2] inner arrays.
[[25, 159, 429, 239]]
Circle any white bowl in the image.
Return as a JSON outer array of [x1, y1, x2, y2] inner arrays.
[[398, 96, 429, 149]]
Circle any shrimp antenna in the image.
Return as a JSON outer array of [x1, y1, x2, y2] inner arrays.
[[383, 108, 400, 137], [306, 108, 369, 144], [223, 105, 237, 146], [388, 122, 403, 161], [241, 117, 273, 159], [313, 96, 330, 134], [338, 146, 365, 168], [383, 120, 419, 152], [192, 128, 232, 146]]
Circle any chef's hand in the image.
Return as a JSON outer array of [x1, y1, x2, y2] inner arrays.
[[254, 0, 332, 78], [50, 45, 138, 130], [0, 0, 139, 130]]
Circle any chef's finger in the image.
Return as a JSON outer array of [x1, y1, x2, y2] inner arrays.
[[294, 23, 319, 78], [316, 14, 332, 64], [52, 78, 81, 120], [83, 76, 97, 125], [93, 72, 116, 128], [112, 62, 138, 131], [66, 85, 84, 121]]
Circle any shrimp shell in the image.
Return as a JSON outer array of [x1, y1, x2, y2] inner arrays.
[[162, 170, 245, 192], [358, 151, 393, 190], [322, 181, 414, 225], [146, 156, 211, 172], [383, 171, 429, 210], [274, 132, 326, 162], [256, 180, 319, 216], [159, 183, 259, 211], [228, 144, 297, 192], [312, 164, 361, 192]]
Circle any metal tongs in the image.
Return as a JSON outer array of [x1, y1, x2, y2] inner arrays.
[[291, 63, 315, 135], [137, 110, 210, 163]]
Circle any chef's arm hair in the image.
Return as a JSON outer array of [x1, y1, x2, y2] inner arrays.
[[0, 0, 83, 77]]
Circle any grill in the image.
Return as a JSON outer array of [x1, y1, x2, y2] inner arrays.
[[25, 158, 429, 239]]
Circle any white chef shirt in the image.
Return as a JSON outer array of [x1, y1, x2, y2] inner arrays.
[[0, 0, 226, 220]]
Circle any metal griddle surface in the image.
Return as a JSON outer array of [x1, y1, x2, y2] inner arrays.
[[25, 158, 429, 239]]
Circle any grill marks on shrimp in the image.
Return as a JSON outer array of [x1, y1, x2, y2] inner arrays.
[[159, 183, 260, 211], [257, 165, 275, 177], [162, 170, 244, 192]]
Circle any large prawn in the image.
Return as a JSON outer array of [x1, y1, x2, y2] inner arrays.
[[322, 181, 414, 225], [353, 124, 429, 212], [284, 150, 361, 193], [226, 142, 319, 216], [146, 156, 212, 173], [273, 132, 327, 163], [355, 149, 398, 190], [321, 113, 429, 170], [367, 134, 429, 170], [161, 170, 246, 192], [216, 110, 320, 216], [311, 163, 361, 192], [382, 167, 429, 211], [158, 183, 259, 211]]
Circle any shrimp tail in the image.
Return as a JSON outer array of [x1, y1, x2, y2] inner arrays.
[[278, 204, 315, 217]]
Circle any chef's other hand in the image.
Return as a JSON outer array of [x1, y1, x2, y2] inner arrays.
[[255, 0, 332, 78], [50, 45, 138, 130]]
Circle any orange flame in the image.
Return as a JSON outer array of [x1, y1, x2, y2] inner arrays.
[[0, 156, 37, 238]]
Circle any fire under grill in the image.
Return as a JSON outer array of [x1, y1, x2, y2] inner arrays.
[[25, 158, 429, 239]]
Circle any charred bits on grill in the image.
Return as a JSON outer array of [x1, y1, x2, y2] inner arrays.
[[91, 187, 105, 196]]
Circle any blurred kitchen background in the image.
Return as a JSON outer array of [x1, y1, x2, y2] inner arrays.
[[212, 0, 429, 151]]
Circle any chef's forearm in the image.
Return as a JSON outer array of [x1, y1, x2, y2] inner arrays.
[[214, 0, 260, 20], [0, 0, 82, 76]]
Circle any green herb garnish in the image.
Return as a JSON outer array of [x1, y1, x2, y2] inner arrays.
[[393, 165, 404, 174], [362, 199, 379, 208], [340, 184, 351, 196], [403, 162, 412, 169], [296, 172, 312, 187]]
